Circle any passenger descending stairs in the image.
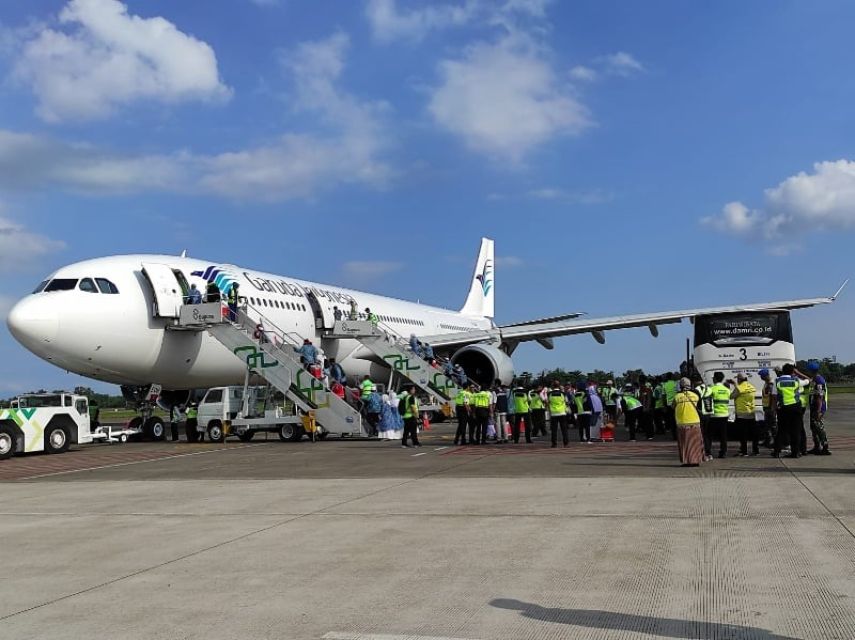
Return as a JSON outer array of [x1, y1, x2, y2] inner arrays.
[[181, 304, 363, 436], [328, 320, 462, 405]]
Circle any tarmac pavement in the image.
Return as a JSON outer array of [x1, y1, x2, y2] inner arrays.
[[1, 397, 854, 639]]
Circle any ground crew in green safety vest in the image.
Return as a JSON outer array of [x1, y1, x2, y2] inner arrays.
[[548, 382, 569, 447], [652, 378, 667, 435], [471, 388, 492, 445], [528, 384, 547, 437], [185, 403, 199, 442], [511, 387, 531, 444], [620, 385, 642, 441], [453, 385, 472, 445], [573, 384, 592, 443], [366, 307, 379, 327], [774, 363, 809, 458], [693, 376, 714, 460], [400, 386, 420, 448], [227, 282, 240, 321], [709, 371, 731, 458], [662, 373, 678, 440], [360, 375, 374, 401]]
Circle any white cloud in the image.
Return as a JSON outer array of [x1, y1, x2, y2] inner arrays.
[[0, 214, 66, 273], [14, 0, 231, 122], [600, 51, 644, 76], [569, 65, 597, 81], [342, 261, 403, 279], [366, 0, 478, 43], [495, 255, 524, 268], [703, 160, 855, 248], [428, 35, 590, 162], [0, 33, 392, 201], [527, 187, 613, 204]]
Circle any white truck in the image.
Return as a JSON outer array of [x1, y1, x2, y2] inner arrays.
[[0, 392, 93, 460], [193, 385, 305, 443]]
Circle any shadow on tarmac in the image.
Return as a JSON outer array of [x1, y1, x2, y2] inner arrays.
[[490, 598, 800, 640]]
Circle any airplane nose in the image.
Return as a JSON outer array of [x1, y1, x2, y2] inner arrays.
[[7, 296, 59, 350]]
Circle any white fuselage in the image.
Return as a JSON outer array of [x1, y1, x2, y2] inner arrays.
[[7, 255, 492, 390]]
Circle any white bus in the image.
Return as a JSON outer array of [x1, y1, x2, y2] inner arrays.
[[693, 310, 795, 417]]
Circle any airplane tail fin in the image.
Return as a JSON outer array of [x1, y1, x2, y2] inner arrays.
[[460, 237, 495, 318]]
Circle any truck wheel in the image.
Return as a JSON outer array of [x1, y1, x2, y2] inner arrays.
[[207, 421, 225, 443], [45, 425, 70, 454], [278, 423, 302, 442], [119, 434, 128, 443], [145, 417, 165, 441], [0, 425, 15, 460], [185, 422, 199, 443], [236, 430, 255, 442]]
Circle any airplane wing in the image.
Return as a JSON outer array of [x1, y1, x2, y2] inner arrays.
[[423, 283, 847, 351]]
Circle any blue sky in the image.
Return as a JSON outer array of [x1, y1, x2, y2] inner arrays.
[[0, 0, 852, 395]]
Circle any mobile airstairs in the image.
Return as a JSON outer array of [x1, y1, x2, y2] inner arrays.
[[177, 303, 364, 439], [327, 320, 463, 409]]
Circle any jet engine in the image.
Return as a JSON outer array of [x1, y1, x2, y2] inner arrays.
[[451, 344, 514, 387]]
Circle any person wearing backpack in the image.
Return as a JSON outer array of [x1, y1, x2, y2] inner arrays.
[[400, 386, 421, 448]]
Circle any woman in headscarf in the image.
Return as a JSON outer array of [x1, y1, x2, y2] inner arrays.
[[673, 377, 704, 466]]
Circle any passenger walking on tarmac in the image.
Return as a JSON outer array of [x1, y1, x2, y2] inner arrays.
[[731, 373, 759, 456], [511, 386, 532, 444], [453, 384, 472, 445], [759, 369, 777, 451], [588, 381, 604, 440], [528, 384, 547, 437], [365, 386, 383, 437], [186, 283, 203, 304], [602, 380, 619, 426], [548, 381, 570, 448], [227, 282, 240, 321], [295, 338, 318, 369], [400, 386, 421, 448], [774, 364, 810, 458], [693, 375, 714, 461], [493, 381, 510, 444], [620, 384, 642, 442], [805, 361, 831, 455], [709, 372, 731, 458], [573, 383, 592, 443], [471, 386, 492, 444], [333, 306, 343, 321], [674, 378, 704, 466]]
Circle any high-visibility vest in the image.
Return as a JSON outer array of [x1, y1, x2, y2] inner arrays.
[[799, 387, 809, 409], [776, 376, 801, 408], [401, 395, 418, 419], [548, 389, 567, 415], [695, 384, 713, 416], [710, 383, 731, 417], [602, 387, 617, 405], [734, 382, 756, 416], [455, 390, 471, 407], [186, 407, 198, 419], [368, 313, 379, 326], [513, 390, 529, 413], [360, 379, 373, 398], [227, 288, 238, 304], [653, 385, 665, 409], [574, 391, 590, 414], [623, 392, 641, 411], [529, 392, 544, 410], [473, 390, 491, 409], [674, 391, 701, 426], [663, 380, 678, 406]]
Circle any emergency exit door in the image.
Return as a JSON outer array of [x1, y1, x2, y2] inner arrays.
[[142, 263, 186, 318]]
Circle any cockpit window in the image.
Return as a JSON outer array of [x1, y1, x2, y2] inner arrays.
[[79, 278, 98, 293], [44, 279, 78, 292], [95, 278, 120, 294], [32, 280, 49, 294]]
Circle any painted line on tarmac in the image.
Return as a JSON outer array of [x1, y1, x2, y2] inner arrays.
[[411, 452, 427, 457], [17, 444, 261, 481], [434, 446, 448, 451], [325, 633, 480, 640]]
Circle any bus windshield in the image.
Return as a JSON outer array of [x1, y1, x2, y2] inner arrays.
[[694, 311, 793, 347]]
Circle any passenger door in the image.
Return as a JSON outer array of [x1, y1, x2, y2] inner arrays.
[[142, 263, 185, 317]]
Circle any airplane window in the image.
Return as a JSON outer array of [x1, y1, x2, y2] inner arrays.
[[79, 278, 98, 294], [44, 279, 78, 292], [32, 280, 48, 294], [95, 278, 119, 294], [263, 299, 268, 307]]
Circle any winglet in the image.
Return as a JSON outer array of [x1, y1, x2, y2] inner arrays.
[[832, 279, 849, 300], [460, 238, 495, 318]]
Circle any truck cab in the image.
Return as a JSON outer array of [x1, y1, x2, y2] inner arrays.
[[0, 392, 92, 460]]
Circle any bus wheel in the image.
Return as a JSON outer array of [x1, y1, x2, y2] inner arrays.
[[236, 430, 255, 442], [145, 417, 165, 441], [278, 423, 302, 442], [0, 425, 15, 460], [45, 425, 70, 454], [207, 421, 225, 443]]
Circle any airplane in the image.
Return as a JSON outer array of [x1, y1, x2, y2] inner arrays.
[[6, 237, 844, 407]]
